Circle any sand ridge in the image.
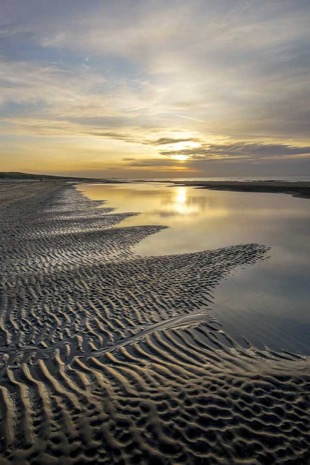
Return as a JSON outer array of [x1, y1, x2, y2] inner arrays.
[[0, 182, 309, 465], [170, 180, 310, 199]]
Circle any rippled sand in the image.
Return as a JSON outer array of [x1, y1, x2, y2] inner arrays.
[[0, 181, 309, 465]]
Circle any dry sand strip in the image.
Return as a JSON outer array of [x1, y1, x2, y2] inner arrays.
[[0, 181, 309, 465], [170, 180, 310, 199]]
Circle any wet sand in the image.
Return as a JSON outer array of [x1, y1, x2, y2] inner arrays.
[[0, 181, 309, 465], [172, 180, 310, 199]]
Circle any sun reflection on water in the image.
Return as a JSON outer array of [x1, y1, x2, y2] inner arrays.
[[175, 186, 187, 204], [169, 186, 200, 216]]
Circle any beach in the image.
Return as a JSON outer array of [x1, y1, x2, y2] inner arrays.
[[0, 180, 309, 465]]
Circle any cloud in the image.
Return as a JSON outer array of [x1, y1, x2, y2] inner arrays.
[[0, 0, 310, 175], [123, 158, 184, 168], [150, 137, 200, 146], [2, 1, 310, 138], [160, 142, 310, 161]]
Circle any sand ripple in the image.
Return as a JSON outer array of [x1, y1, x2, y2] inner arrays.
[[0, 182, 309, 465]]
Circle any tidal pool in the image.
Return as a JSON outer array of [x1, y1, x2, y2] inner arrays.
[[78, 182, 310, 355]]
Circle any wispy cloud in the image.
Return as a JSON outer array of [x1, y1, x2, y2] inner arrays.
[[160, 142, 310, 161], [124, 158, 182, 168], [150, 137, 200, 146]]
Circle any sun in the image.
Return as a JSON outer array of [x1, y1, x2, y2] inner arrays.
[[171, 154, 189, 161], [167, 140, 200, 161]]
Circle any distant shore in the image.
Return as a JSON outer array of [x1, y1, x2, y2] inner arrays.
[[1, 172, 310, 199]]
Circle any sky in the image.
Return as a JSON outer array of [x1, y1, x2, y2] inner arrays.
[[0, 0, 310, 178]]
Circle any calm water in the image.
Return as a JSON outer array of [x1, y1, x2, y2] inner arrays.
[[78, 183, 310, 355]]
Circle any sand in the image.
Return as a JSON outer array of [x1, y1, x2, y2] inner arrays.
[[0, 181, 309, 465], [171, 180, 310, 199]]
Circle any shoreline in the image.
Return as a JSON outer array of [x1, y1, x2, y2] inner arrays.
[[2, 174, 310, 199]]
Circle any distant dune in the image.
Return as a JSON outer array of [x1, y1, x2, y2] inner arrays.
[[0, 171, 91, 181], [0, 172, 131, 183]]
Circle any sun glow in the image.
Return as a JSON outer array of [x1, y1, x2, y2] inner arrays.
[[167, 140, 201, 162], [171, 154, 189, 161]]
